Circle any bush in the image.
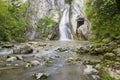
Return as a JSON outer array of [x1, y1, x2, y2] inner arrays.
[[85, 0, 120, 41], [0, 0, 28, 42]]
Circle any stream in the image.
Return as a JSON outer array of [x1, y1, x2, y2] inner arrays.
[[0, 41, 98, 80]]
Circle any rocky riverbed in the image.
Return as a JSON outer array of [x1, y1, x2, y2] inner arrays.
[[0, 40, 120, 80]]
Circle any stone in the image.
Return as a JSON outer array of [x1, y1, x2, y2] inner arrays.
[[57, 48, 68, 52], [75, 57, 81, 61], [15, 64, 19, 67], [25, 63, 32, 68], [33, 72, 48, 79], [30, 60, 40, 66], [16, 55, 23, 60], [67, 57, 74, 62], [104, 53, 116, 60], [13, 45, 33, 54], [6, 57, 17, 62], [2, 44, 14, 48]]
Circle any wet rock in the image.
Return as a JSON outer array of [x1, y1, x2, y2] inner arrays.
[[13, 45, 33, 54], [76, 47, 89, 54], [16, 55, 23, 60], [15, 64, 19, 67], [33, 72, 48, 79], [87, 60, 101, 65], [57, 48, 68, 52], [75, 57, 81, 61], [39, 44, 47, 47], [83, 60, 91, 65], [25, 63, 32, 68], [6, 57, 17, 62], [67, 57, 74, 62], [104, 53, 116, 60], [2, 44, 14, 48], [55, 55, 60, 58], [6, 64, 12, 66], [30, 60, 40, 66], [45, 57, 54, 63], [84, 65, 99, 75]]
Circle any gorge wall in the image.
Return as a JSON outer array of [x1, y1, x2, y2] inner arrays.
[[25, 0, 91, 40]]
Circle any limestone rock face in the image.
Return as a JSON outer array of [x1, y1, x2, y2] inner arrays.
[[26, 0, 91, 40], [71, 0, 91, 40]]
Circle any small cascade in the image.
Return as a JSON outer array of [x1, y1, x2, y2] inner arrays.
[[59, 5, 73, 41]]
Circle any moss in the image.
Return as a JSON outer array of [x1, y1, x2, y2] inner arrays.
[[100, 70, 115, 80], [0, 0, 28, 42], [65, 0, 73, 4]]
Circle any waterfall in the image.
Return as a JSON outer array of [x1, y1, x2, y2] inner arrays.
[[59, 5, 73, 41]]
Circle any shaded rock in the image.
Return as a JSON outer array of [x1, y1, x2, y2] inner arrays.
[[75, 57, 81, 61], [25, 63, 32, 68], [30, 60, 40, 66], [89, 60, 101, 65], [6, 57, 17, 62], [104, 53, 116, 60], [2, 44, 14, 48], [39, 44, 47, 47], [57, 48, 68, 52], [33, 72, 48, 79], [16, 55, 23, 60], [113, 48, 120, 57], [13, 45, 33, 54], [44, 57, 54, 63], [76, 47, 89, 54]]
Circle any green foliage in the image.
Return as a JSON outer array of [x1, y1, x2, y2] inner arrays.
[[0, 0, 28, 42], [65, 0, 73, 4], [100, 70, 115, 80], [37, 16, 56, 33], [37, 16, 57, 39], [85, 0, 120, 41]]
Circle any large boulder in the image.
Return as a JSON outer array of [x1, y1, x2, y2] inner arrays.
[[13, 45, 33, 54]]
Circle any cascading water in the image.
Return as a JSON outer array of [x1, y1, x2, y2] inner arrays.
[[59, 5, 73, 41]]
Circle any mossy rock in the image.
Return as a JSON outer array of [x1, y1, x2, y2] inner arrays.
[[67, 57, 74, 63], [104, 53, 116, 60], [57, 48, 68, 52]]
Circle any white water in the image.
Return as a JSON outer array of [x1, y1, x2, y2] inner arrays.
[[59, 5, 73, 41]]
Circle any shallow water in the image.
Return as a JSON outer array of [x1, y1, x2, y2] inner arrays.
[[0, 41, 96, 80]]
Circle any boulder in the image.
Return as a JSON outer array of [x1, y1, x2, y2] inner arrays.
[[2, 44, 14, 48], [6, 57, 17, 62], [30, 60, 40, 66], [33, 72, 48, 79], [113, 48, 120, 57], [13, 45, 33, 54], [16, 55, 23, 60], [57, 48, 68, 52], [104, 53, 116, 60]]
